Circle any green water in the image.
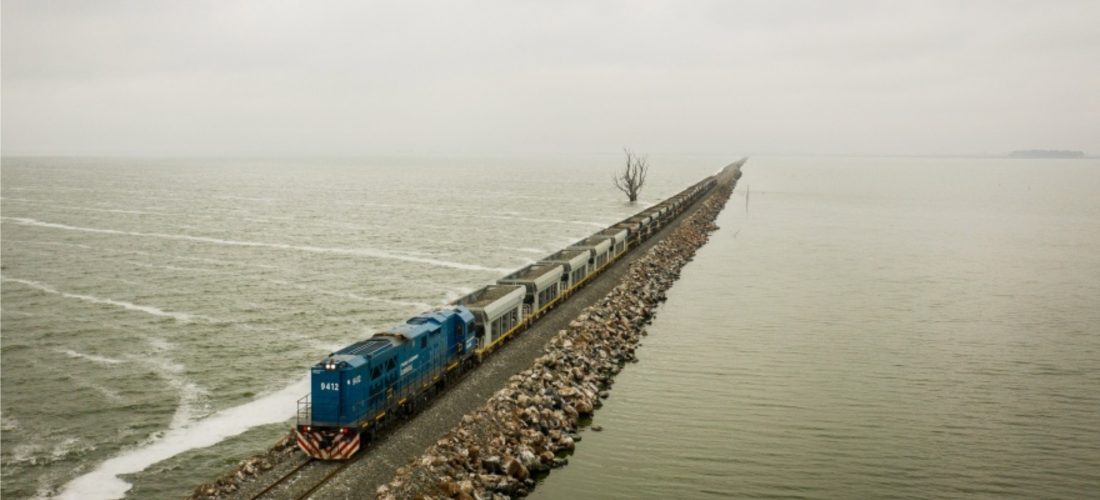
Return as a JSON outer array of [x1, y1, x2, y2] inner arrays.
[[533, 156, 1100, 498]]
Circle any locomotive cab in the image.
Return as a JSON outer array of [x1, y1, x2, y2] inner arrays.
[[309, 354, 368, 426], [297, 353, 369, 460]]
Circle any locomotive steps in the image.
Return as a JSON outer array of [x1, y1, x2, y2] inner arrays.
[[194, 161, 744, 500]]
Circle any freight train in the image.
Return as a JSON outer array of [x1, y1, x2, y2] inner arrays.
[[296, 176, 717, 459]]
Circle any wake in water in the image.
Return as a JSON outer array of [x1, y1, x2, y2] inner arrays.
[[1, 276, 207, 322], [58, 349, 125, 365], [502, 246, 549, 254], [0, 197, 173, 217], [2, 217, 510, 273]]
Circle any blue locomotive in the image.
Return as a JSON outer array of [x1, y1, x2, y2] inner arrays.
[[296, 307, 476, 459], [296, 174, 719, 460]]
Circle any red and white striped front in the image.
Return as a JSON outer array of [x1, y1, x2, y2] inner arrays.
[[296, 429, 361, 460]]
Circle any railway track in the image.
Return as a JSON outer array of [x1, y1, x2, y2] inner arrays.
[[293, 460, 355, 500], [248, 456, 358, 500], [247, 458, 312, 499]]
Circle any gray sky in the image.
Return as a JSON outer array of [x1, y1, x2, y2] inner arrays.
[[3, 0, 1098, 157]]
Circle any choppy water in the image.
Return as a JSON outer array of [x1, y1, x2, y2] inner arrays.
[[0, 155, 720, 499], [534, 157, 1100, 499]]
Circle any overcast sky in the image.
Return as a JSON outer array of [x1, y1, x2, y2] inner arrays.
[[2, 1, 1098, 157]]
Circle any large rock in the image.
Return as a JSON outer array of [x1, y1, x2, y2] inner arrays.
[[505, 457, 529, 480]]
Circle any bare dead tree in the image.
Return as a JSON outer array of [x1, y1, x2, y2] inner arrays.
[[613, 148, 649, 203]]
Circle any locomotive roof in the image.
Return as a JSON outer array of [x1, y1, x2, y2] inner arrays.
[[325, 307, 471, 366], [385, 306, 471, 340], [321, 337, 392, 368]]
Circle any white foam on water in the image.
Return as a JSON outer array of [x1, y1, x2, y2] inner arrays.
[[1, 276, 207, 322], [144, 339, 210, 429], [504, 247, 548, 254], [10, 442, 43, 466], [1, 412, 19, 431], [0, 197, 170, 216], [4, 437, 97, 470], [128, 260, 229, 276], [74, 380, 125, 404], [57, 375, 310, 500], [51, 437, 96, 461], [6, 239, 97, 251], [2, 216, 507, 272], [58, 349, 125, 365]]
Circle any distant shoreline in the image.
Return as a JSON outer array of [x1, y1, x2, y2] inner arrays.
[[1009, 149, 1086, 159]]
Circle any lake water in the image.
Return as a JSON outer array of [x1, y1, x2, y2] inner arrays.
[[533, 156, 1100, 499], [0, 155, 718, 499], [3, 156, 1099, 499]]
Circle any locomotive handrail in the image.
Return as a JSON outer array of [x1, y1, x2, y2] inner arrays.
[[297, 395, 311, 426]]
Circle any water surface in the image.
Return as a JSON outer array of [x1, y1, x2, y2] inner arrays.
[[0, 155, 717, 499], [534, 156, 1100, 499]]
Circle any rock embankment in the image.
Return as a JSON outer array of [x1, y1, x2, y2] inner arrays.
[[377, 182, 735, 499], [190, 433, 297, 498]]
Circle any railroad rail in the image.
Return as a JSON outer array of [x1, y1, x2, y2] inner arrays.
[[294, 461, 354, 500], [247, 459, 312, 500], [247, 458, 356, 500]]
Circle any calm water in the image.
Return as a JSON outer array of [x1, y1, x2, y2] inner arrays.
[[0, 155, 717, 499], [534, 157, 1100, 498]]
